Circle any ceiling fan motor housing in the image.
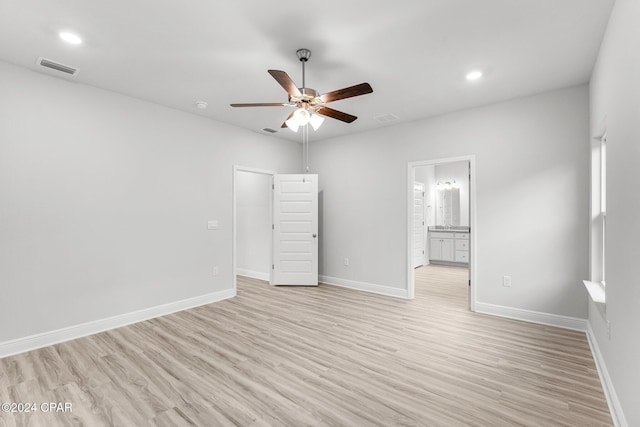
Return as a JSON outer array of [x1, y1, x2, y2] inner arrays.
[[296, 48, 311, 62], [290, 88, 322, 107]]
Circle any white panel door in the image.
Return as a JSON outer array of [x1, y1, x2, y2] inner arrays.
[[412, 182, 425, 268], [272, 174, 318, 286]]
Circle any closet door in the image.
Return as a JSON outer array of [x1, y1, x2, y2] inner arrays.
[[272, 174, 318, 286]]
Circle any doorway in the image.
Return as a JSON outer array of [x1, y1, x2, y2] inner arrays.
[[407, 155, 476, 311], [232, 166, 276, 292], [232, 167, 320, 292]]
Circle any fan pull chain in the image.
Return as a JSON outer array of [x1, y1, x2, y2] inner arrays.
[[303, 124, 310, 172]]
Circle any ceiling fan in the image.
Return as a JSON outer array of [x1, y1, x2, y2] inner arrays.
[[230, 48, 373, 132]]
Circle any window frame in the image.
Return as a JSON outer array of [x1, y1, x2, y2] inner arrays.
[[584, 134, 607, 304], [599, 135, 606, 285]]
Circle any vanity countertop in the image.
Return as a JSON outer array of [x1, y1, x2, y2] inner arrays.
[[428, 226, 469, 233]]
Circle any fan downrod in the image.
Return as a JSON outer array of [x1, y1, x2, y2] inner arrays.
[[296, 48, 312, 88]]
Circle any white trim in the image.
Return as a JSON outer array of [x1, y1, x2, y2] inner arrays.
[[233, 165, 278, 176], [586, 323, 627, 427], [236, 268, 270, 281], [475, 302, 588, 331], [319, 275, 409, 299], [232, 165, 277, 293], [407, 155, 477, 311], [0, 288, 235, 359], [583, 280, 606, 304]]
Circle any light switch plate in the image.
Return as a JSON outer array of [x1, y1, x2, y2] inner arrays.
[[207, 220, 219, 230]]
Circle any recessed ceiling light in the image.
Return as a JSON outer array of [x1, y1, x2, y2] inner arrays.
[[59, 32, 82, 45], [466, 70, 483, 81]]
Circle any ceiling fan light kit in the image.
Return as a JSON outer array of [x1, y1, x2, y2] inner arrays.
[[230, 49, 373, 132]]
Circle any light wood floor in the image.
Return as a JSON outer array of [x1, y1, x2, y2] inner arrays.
[[1, 265, 612, 426]]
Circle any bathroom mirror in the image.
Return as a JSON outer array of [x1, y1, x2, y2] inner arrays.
[[437, 186, 460, 226]]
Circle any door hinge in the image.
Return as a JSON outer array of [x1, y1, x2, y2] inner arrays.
[[272, 224, 275, 230], [272, 264, 274, 270], [422, 191, 425, 197], [468, 279, 471, 287], [272, 184, 275, 190]]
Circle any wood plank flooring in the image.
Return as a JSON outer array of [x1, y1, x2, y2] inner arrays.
[[0, 265, 612, 426]]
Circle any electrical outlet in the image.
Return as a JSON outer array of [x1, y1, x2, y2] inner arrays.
[[213, 266, 219, 276], [344, 257, 350, 266], [503, 275, 512, 287]]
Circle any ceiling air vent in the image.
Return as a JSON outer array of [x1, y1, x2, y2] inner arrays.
[[262, 128, 278, 134], [37, 57, 79, 76], [375, 113, 399, 124]]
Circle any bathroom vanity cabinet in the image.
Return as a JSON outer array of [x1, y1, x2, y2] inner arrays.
[[429, 230, 469, 265]]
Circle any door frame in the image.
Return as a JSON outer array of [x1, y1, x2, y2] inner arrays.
[[406, 155, 477, 311], [232, 165, 277, 294]]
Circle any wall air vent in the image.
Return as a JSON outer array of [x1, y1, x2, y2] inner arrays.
[[262, 128, 278, 133], [36, 57, 79, 76]]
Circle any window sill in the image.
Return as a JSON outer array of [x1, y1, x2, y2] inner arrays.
[[583, 280, 606, 304]]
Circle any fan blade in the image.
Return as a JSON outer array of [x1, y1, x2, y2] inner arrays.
[[281, 111, 296, 128], [230, 103, 292, 107], [320, 83, 373, 103], [316, 107, 357, 123], [268, 70, 302, 98]]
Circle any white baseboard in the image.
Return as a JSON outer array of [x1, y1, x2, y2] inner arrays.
[[236, 268, 270, 281], [475, 302, 588, 331], [0, 288, 236, 359], [319, 275, 408, 299], [586, 323, 627, 427]]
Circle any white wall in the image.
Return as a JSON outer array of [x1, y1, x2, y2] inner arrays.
[[311, 85, 590, 318], [589, 0, 640, 424], [0, 60, 300, 343], [236, 171, 272, 280]]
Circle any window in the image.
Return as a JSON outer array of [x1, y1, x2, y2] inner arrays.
[[584, 134, 607, 304], [600, 135, 606, 285]]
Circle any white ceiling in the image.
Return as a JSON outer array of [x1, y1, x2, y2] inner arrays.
[[0, 0, 614, 142]]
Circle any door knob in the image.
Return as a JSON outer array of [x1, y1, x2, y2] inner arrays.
[[313, 234, 317, 238]]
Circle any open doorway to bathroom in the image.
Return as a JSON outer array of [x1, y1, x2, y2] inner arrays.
[[407, 156, 476, 311]]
